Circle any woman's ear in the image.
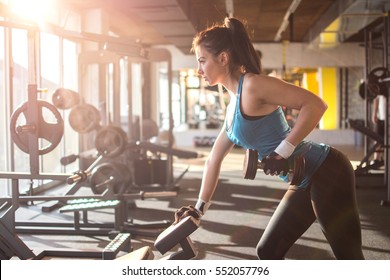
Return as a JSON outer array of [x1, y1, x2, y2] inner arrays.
[[218, 51, 229, 66]]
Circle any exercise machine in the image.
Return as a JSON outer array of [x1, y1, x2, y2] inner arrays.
[[359, 12, 390, 206]]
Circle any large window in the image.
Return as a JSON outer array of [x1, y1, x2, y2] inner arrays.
[[0, 26, 6, 172], [40, 32, 79, 173], [1, 29, 79, 184], [11, 28, 29, 172], [60, 38, 79, 173]]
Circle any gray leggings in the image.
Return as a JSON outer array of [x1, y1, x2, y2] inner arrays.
[[256, 147, 364, 259]]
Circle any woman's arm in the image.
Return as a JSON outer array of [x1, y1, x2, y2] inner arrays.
[[198, 124, 235, 203], [243, 74, 328, 147]]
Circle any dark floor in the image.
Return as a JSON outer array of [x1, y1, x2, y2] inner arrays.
[[4, 145, 390, 260]]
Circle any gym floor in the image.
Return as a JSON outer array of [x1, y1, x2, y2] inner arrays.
[[12, 145, 390, 260]]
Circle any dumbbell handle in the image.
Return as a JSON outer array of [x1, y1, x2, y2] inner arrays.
[[243, 149, 305, 185], [60, 154, 79, 166], [256, 160, 293, 173]]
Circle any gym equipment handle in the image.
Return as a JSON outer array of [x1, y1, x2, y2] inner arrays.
[[66, 170, 91, 185], [60, 154, 79, 166]]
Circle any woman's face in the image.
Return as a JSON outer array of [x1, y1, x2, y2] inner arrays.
[[195, 45, 226, 86]]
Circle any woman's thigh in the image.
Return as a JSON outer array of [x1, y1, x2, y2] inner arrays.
[[256, 187, 316, 259]]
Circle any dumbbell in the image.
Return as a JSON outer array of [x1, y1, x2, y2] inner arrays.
[[243, 149, 305, 185], [115, 216, 199, 260], [154, 216, 200, 260]]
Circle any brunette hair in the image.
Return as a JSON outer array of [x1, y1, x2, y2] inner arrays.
[[192, 17, 261, 74]]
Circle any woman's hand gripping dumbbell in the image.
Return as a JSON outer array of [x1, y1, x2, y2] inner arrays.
[[243, 149, 305, 185]]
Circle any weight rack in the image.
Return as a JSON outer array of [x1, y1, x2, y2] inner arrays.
[[363, 11, 390, 206], [384, 12, 390, 206]]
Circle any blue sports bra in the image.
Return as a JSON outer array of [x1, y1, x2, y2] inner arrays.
[[225, 74, 330, 188]]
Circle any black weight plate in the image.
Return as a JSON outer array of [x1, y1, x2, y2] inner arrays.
[[69, 103, 101, 133], [10, 100, 64, 155], [367, 67, 389, 97], [95, 125, 128, 158], [290, 155, 305, 185], [90, 162, 131, 194], [243, 149, 258, 180], [52, 88, 80, 110]]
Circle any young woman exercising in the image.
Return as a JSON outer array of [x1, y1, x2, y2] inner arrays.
[[176, 17, 364, 260]]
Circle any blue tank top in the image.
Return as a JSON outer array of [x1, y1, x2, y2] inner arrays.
[[225, 74, 330, 188]]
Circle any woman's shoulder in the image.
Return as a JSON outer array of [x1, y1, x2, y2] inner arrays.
[[242, 73, 274, 94], [243, 73, 276, 86]]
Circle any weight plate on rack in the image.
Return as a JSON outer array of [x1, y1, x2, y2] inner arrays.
[[69, 103, 101, 133], [10, 100, 64, 155], [95, 125, 128, 158]]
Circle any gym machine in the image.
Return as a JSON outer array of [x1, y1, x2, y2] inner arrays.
[[1, 198, 199, 260], [61, 100, 199, 193], [0, 83, 133, 259], [70, 44, 205, 195], [357, 12, 390, 206], [0, 85, 176, 259], [0, 22, 196, 259], [3, 80, 182, 238], [0, 20, 202, 259], [3, 58, 201, 240]]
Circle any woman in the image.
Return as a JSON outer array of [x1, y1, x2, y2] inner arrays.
[[176, 17, 364, 260]]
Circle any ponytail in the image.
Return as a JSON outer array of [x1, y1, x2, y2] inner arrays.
[[192, 17, 262, 74], [224, 17, 261, 74]]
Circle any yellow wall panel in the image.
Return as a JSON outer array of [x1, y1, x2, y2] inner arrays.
[[319, 67, 337, 130], [303, 72, 319, 96]]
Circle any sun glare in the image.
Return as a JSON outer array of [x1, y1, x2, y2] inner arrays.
[[10, 0, 53, 24]]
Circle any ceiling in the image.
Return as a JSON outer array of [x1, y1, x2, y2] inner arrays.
[[60, 0, 390, 54]]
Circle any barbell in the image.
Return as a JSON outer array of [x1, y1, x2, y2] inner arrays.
[[90, 162, 131, 194], [243, 149, 305, 185]]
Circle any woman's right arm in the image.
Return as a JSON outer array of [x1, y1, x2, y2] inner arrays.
[[198, 125, 235, 204]]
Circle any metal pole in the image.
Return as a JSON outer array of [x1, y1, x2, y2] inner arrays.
[[26, 30, 40, 175]]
